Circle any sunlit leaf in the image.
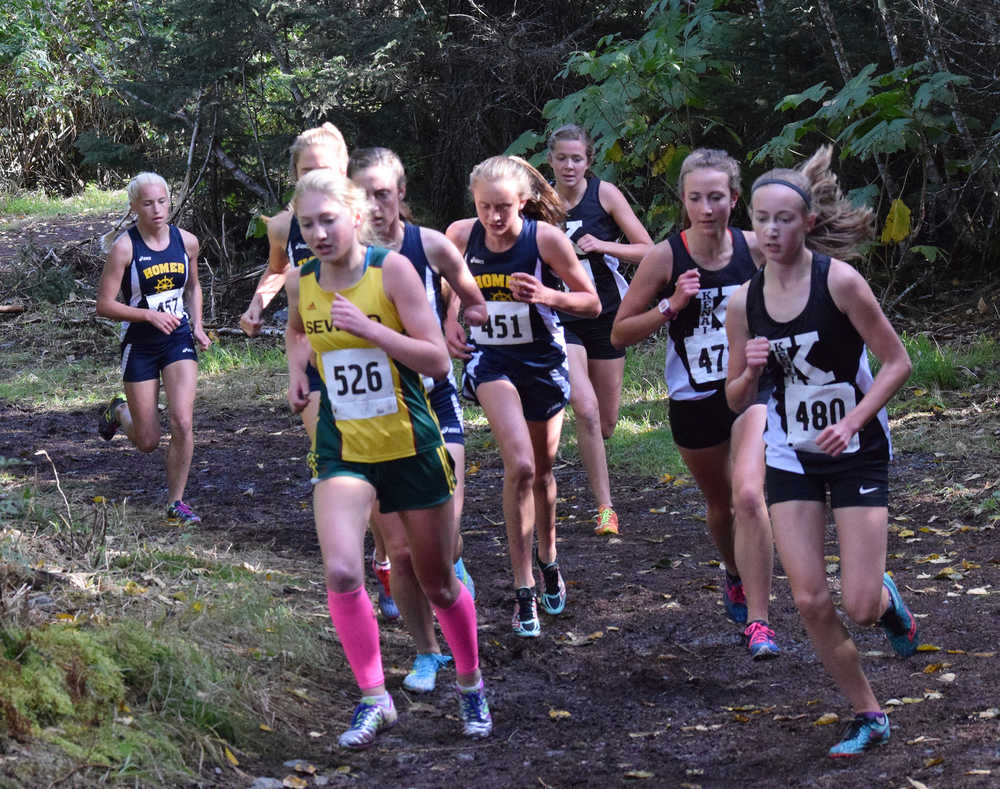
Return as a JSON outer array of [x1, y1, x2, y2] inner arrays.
[[813, 712, 839, 726], [624, 770, 654, 779], [224, 747, 239, 767], [549, 708, 572, 720]]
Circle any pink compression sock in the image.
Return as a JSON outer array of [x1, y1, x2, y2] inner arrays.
[[432, 583, 479, 676], [326, 586, 384, 691]]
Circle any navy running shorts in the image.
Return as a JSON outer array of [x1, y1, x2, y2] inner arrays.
[[428, 378, 464, 445], [462, 348, 569, 422], [121, 328, 198, 383]]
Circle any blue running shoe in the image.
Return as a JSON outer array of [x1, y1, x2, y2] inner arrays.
[[744, 620, 780, 661], [828, 712, 890, 757], [457, 681, 492, 738], [536, 554, 566, 615], [723, 571, 747, 623], [880, 572, 919, 657], [338, 695, 397, 750], [512, 587, 540, 637], [403, 653, 452, 693], [454, 557, 476, 600]]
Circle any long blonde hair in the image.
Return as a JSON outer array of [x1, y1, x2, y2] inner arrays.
[[288, 123, 348, 179], [751, 146, 874, 260], [469, 155, 566, 226]]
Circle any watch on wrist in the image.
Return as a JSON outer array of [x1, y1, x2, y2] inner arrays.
[[657, 298, 678, 321]]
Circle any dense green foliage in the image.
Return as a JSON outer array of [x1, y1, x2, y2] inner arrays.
[[2, 0, 997, 305]]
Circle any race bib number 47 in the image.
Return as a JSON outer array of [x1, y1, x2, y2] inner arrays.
[[321, 347, 398, 421], [684, 328, 728, 384], [784, 381, 859, 454], [469, 301, 534, 345]]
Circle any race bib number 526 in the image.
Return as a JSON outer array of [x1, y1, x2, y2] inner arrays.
[[321, 347, 398, 421]]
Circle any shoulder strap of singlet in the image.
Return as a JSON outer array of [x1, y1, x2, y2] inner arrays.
[[299, 257, 320, 279], [365, 246, 390, 270]]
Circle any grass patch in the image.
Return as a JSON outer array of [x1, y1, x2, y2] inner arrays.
[[0, 185, 126, 227]]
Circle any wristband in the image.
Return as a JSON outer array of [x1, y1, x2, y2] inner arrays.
[[657, 299, 678, 321]]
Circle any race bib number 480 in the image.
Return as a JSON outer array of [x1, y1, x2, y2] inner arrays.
[[784, 381, 859, 454], [321, 347, 398, 421], [469, 301, 534, 345], [146, 288, 185, 318]]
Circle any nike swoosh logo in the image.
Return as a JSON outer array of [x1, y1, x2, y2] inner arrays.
[[859, 486, 879, 494]]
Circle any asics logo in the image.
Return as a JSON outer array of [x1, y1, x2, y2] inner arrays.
[[469, 257, 485, 264], [183, 347, 194, 353], [859, 485, 879, 495], [139, 256, 152, 262]]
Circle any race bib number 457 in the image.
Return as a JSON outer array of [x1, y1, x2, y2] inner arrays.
[[147, 288, 185, 318], [321, 347, 398, 421]]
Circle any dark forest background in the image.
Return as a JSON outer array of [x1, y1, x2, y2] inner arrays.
[[2, 0, 997, 311]]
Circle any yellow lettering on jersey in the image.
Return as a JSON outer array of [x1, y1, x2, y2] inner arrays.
[[474, 272, 509, 290]]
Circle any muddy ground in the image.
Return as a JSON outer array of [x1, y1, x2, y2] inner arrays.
[[3, 382, 1000, 788], [2, 216, 999, 787]]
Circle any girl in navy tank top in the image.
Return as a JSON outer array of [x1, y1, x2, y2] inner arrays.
[[612, 149, 780, 660], [349, 146, 486, 693], [547, 124, 653, 537], [95, 172, 210, 526], [446, 155, 599, 639], [726, 146, 918, 757], [239, 123, 348, 441]]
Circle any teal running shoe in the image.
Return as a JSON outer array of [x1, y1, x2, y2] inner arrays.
[[403, 653, 452, 693], [454, 557, 476, 600], [536, 554, 566, 615], [512, 587, 540, 637], [828, 712, 890, 757], [880, 572, 919, 657]]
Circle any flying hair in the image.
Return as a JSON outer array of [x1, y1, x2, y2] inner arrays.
[[101, 172, 170, 253], [289, 123, 349, 179], [469, 155, 566, 226], [347, 147, 413, 222], [751, 145, 874, 261], [677, 149, 742, 229]]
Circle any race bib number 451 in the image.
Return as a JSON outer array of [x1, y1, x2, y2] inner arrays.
[[321, 347, 398, 421], [784, 381, 859, 454], [469, 301, 534, 346]]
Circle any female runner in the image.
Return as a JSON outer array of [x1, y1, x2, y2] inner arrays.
[[446, 155, 599, 637], [547, 125, 653, 535], [239, 122, 348, 440], [96, 172, 210, 525], [611, 149, 779, 658], [726, 146, 918, 756], [285, 168, 491, 748], [348, 146, 486, 691], [238, 126, 405, 619]]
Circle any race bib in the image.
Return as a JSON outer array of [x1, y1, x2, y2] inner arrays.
[[469, 301, 534, 346], [784, 381, 859, 453], [146, 288, 185, 318], [684, 328, 728, 384], [321, 347, 398, 421]]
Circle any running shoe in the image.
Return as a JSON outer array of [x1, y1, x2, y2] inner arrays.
[[403, 652, 452, 693], [743, 620, 780, 660], [536, 553, 567, 615], [457, 682, 493, 738], [879, 571, 919, 657], [338, 695, 397, 750], [512, 586, 540, 637], [454, 557, 476, 600], [166, 500, 201, 526], [594, 506, 619, 536], [98, 395, 126, 441], [372, 557, 400, 620], [828, 712, 890, 758], [722, 571, 748, 623]]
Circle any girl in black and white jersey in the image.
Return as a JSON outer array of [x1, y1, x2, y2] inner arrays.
[[726, 146, 918, 758], [612, 150, 779, 659], [547, 125, 653, 536]]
